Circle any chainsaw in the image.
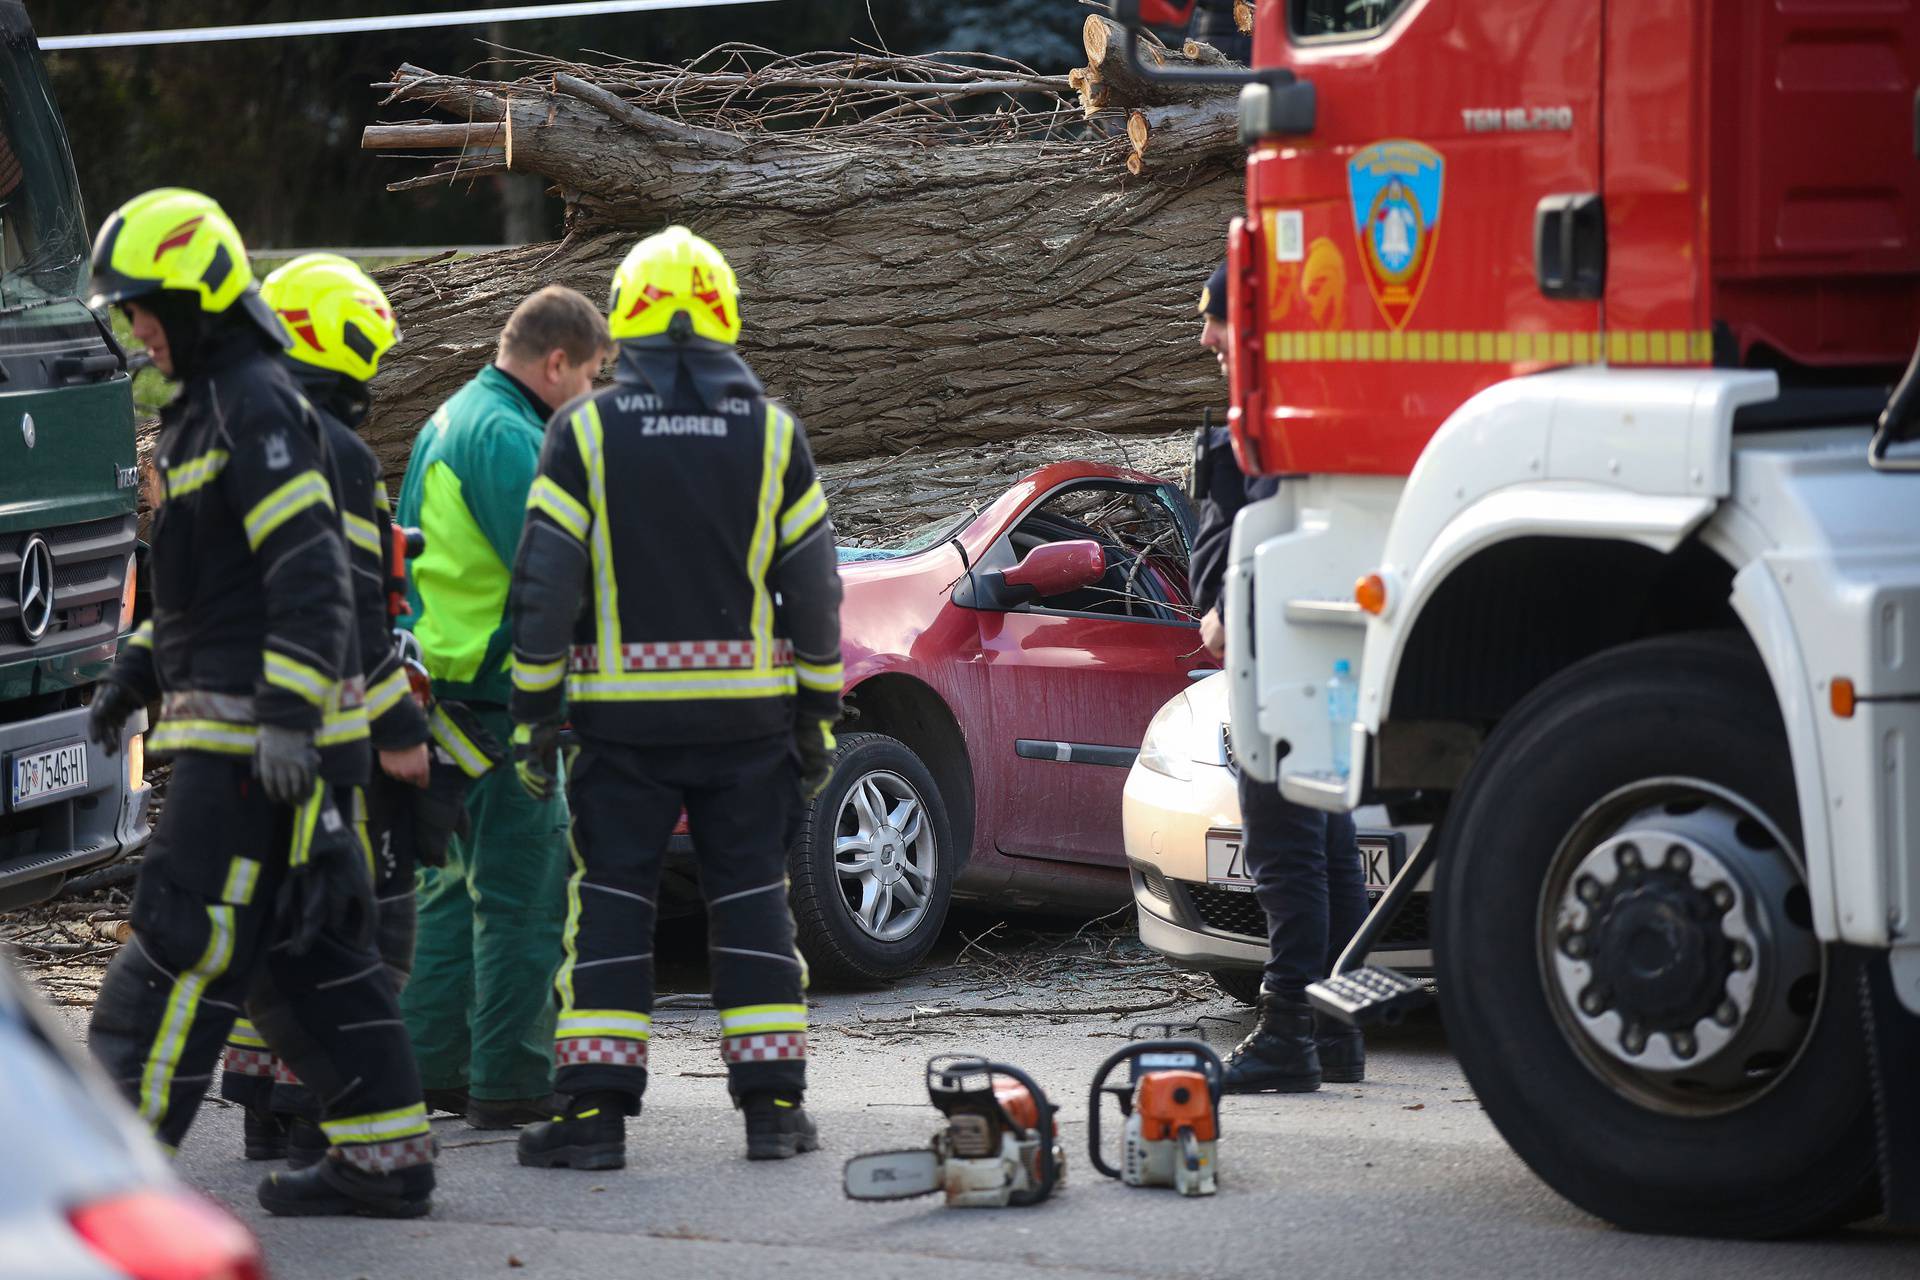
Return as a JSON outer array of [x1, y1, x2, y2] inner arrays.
[[1088, 1026, 1224, 1197], [844, 1056, 1064, 1208]]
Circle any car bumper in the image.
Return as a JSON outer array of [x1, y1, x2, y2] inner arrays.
[[0, 705, 152, 908], [1124, 758, 1433, 976]]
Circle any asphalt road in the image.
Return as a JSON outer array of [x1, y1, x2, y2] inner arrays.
[[127, 913, 1916, 1280]]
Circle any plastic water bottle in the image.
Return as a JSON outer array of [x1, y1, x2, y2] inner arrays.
[[1327, 659, 1357, 778]]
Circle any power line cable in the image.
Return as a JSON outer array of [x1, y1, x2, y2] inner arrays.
[[41, 0, 782, 51]]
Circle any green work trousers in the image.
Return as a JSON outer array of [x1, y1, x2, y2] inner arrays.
[[401, 705, 569, 1101]]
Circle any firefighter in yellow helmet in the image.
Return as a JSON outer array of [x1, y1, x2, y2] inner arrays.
[[509, 225, 843, 1168], [82, 193, 436, 1217], [216, 255, 502, 1172]]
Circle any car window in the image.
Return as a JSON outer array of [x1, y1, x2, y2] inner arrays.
[[1005, 482, 1196, 623]]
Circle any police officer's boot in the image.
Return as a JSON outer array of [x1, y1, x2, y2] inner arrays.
[[1315, 1009, 1366, 1084], [243, 1108, 287, 1161], [1221, 991, 1322, 1094], [285, 1116, 329, 1170], [516, 1092, 630, 1171], [742, 1092, 820, 1161], [257, 1156, 435, 1219]]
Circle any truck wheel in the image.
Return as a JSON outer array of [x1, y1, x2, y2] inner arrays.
[[1434, 633, 1877, 1237], [1209, 969, 1264, 1006], [789, 732, 955, 987]]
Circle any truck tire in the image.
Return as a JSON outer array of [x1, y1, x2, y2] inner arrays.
[[1434, 633, 1877, 1237], [789, 732, 955, 987], [1209, 968, 1265, 1006]]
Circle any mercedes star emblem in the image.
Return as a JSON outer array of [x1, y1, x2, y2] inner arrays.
[[20, 413, 34, 449], [18, 535, 55, 641]]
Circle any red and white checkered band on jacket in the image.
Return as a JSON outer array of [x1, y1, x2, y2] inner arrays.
[[273, 1059, 303, 1087], [335, 1135, 435, 1173], [557, 1036, 650, 1068], [723, 1032, 807, 1064], [223, 1046, 277, 1078], [569, 640, 794, 672]]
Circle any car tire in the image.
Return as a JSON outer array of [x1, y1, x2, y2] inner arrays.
[[789, 732, 955, 987], [1435, 633, 1878, 1238], [1208, 968, 1264, 1006]]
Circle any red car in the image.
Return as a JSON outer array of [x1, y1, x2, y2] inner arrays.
[[733, 460, 1215, 983]]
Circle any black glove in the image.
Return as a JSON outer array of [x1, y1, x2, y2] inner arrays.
[[276, 793, 374, 956], [513, 720, 562, 801], [254, 723, 320, 807], [88, 680, 143, 758], [794, 716, 838, 801], [409, 776, 473, 870]]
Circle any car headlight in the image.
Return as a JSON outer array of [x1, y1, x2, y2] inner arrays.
[[1137, 694, 1195, 781]]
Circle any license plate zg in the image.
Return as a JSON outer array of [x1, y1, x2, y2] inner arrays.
[[11, 740, 88, 811]]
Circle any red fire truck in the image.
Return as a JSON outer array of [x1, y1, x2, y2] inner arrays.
[[1119, 0, 1920, 1239]]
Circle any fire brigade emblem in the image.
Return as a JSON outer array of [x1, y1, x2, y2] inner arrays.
[[1347, 139, 1445, 330]]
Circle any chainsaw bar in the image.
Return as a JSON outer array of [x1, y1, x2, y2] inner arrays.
[[844, 1149, 944, 1201]]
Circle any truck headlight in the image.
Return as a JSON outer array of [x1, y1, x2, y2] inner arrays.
[[1138, 695, 1195, 781]]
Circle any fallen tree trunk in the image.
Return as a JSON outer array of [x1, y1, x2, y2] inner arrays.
[[362, 44, 1242, 476]]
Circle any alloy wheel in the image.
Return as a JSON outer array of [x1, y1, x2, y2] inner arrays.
[[834, 769, 938, 942]]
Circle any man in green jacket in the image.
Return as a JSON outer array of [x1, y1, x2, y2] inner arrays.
[[397, 286, 611, 1128]]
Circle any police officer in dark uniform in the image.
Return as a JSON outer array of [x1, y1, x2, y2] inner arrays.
[[1190, 262, 1368, 1094], [82, 189, 435, 1217], [507, 226, 842, 1169]]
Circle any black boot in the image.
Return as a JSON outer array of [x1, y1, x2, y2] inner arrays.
[[468, 1094, 564, 1130], [1221, 992, 1322, 1094], [243, 1108, 287, 1161], [257, 1156, 434, 1219], [1315, 1010, 1366, 1084], [285, 1116, 329, 1170], [517, 1092, 630, 1171], [742, 1092, 820, 1161]]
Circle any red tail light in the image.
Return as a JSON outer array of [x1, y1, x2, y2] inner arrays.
[[69, 1189, 264, 1280]]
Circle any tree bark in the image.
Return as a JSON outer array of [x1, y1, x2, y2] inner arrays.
[[361, 59, 1242, 482]]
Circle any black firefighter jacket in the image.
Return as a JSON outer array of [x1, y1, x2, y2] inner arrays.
[[113, 325, 367, 785], [506, 338, 843, 746]]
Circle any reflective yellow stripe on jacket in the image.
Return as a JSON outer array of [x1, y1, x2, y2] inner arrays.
[[528, 474, 591, 543], [164, 448, 228, 500], [342, 510, 382, 557], [243, 470, 334, 549]]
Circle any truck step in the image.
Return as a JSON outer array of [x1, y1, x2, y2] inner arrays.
[[1308, 965, 1432, 1027]]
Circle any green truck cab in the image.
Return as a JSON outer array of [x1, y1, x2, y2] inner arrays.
[[0, 3, 150, 909]]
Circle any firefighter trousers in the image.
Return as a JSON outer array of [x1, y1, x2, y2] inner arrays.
[[220, 778, 418, 1120], [89, 754, 430, 1169], [555, 732, 806, 1107]]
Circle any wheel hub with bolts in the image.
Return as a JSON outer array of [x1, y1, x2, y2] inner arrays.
[[1541, 781, 1821, 1113]]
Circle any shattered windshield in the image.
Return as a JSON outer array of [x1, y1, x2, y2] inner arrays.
[[837, 508, 976, 565], [0, 19, 89, 309]]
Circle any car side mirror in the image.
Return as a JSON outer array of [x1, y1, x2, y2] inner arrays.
[[1005, 540, 1107, 601], [951, 539, 1108, 612]]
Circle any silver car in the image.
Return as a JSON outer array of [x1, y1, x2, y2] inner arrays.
[[0, 959, 262, 1280]]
